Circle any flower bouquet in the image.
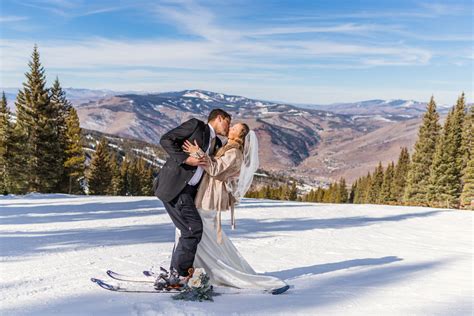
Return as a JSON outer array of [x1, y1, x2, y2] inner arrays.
[[172, 268, 218, 302]]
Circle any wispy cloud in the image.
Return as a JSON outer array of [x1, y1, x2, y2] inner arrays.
[[0, 15, 29, 23], [18, 0, 130, 18], [1, 0, 471, 104]]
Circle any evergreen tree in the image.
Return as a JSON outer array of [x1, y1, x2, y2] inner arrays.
[[0, 92, 12, 194], [263, 185, 271, 199], [14, 46, 62, 192], [404, 96, 441, 205], [368, 162, 384, 204], [288, 182, 298, 201], [354, 173, 371, 204], [135, 158, 154, 196], [380, 162, 395, 203], [393, 147, 410, 203], [429, 96, 465, 208], [128, 158, 143, 196], [50, 77, 73, 192], [315, 187, 324, 202], [87, 138, 113, 195], [141, 162, 155, 196], [110, 154, 123, 195], [63, 108, 85, 194], [338, 177, 348, 203], [460, 104, 473, 209], [348, 182, 356, 203], [119, 157, 131, 195]]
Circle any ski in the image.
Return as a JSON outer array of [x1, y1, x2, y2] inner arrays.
[[92, 277, 289, 295], [91, 278, 179, 294], [106, 270, 155, 284]]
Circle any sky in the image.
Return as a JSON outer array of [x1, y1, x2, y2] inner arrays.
[[0, 0, 472, 105]]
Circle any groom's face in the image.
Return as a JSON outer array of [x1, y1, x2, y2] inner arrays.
[[214, 116, 231, 137]]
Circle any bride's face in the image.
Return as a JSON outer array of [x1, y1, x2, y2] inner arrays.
[[228, 124, 244, 140]]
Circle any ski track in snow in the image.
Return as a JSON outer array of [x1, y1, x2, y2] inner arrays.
[[0, 194, 472, 315]]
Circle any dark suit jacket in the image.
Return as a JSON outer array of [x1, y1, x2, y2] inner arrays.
[[154, 118, 222, 202]]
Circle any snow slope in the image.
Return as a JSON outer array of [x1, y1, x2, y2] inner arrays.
[[1, 194, 472, 315]]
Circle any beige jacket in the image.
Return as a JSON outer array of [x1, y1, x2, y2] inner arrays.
[[193, 144, 243, 243]]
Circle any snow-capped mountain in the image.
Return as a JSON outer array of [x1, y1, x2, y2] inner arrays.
[[305, 99, 451, 117], [75, 89, 431, 184], [4, 88, 454, 184]]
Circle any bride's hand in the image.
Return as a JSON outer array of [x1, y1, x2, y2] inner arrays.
[[182, 139, 200, 154]]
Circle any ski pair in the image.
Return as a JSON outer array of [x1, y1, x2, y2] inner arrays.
[[91, 267, 189, 294]]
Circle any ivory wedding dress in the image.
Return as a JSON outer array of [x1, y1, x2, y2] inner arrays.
[[174, 209, 287, 291]]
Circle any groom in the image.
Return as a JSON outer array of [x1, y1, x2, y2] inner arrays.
[[154, 109, 231, 281]]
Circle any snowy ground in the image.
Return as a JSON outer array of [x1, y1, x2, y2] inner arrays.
[[1, 194, 472, 315]]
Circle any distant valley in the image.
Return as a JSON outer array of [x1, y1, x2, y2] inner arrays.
[[2, 87, 453, 185]]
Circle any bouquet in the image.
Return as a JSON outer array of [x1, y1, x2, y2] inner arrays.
[[172, 268, 218, 302]]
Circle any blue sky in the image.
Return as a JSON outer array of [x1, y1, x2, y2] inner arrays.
[[0, 0, 472, 104]]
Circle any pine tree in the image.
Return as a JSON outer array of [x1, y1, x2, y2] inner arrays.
[[0, 92, 12, 194], [50, 77, 73, 192], [429, 96, 466, 208], [350, 180, 359, 203], [63, 108, 85, 194], [393, 147, 410, 204], [354, 173, 371, 204], [141, 162, 155, 196], [347, 181, 357, 203], [288, 182, 298, 201], [119, 157, 130, 195], [460, 104, 473, 209], [380, 162, 395, 204], [368, 162, 384, 204], [14, 46, 62, 192], [109, 154, 122, 195], [136, 158, 153, 196], [404, 96, 441, 205], [263, 185, 272, 199], [338, 177, 348, 203], [87, 138, 113, 195], [460, 152, 474, 210]]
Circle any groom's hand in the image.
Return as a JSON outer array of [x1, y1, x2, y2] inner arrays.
[[184, 156, 208, 167]]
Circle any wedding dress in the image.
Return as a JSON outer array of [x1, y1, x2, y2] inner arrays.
[[176, 131, 288, 291], [175, 210, 287, 290]]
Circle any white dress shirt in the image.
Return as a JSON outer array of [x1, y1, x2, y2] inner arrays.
[[187, 124, 216, 186]]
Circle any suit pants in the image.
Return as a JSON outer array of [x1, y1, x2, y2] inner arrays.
[[162, 184, 203, 276]]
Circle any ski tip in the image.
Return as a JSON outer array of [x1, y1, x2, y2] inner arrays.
[[143, 270, 153, 277], [270, 285, 290, 295]]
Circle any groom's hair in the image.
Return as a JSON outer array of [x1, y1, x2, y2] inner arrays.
[[208, 109, 231, 123]]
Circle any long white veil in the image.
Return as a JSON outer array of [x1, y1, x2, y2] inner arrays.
[[231, 130, 259, 203]]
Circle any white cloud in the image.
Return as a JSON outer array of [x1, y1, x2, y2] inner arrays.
[[0, 15, 29, 23]]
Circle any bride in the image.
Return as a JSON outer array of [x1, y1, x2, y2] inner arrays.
[[181, 123, 289, 295]]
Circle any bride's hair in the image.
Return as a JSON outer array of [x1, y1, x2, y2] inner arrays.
[[215, 123, 250, 158]]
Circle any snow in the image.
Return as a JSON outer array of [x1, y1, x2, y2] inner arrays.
[[183, 91, 211, 100], [1, 195, 472, 315]]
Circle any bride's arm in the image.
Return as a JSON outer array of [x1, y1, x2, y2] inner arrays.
[[182, 140, 241, 177], [202, 149, 241, 177]]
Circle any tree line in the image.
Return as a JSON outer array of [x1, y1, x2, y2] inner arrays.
[[303, 95, 473, 210], [245, 182, 299, 201], [0, 46, 156, 196]]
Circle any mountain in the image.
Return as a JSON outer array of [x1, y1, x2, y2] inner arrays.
[[75, 89, 433, 184], [76, 90, 375, 169], [297, 99, 452, 116], [4, 87, 454, 185], [1, 87, 138, 111]]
